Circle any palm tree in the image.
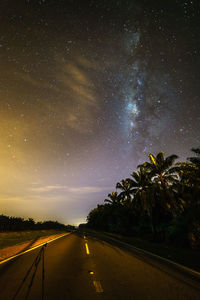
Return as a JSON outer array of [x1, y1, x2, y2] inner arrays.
[[129, 167, 156, 233], [130, 167, 153, 210], [185, 148, 200, 247], [104, 192, 121, 206], [187, 147, 200, 204], [116, 179, 133, 206], [187, 147, 200, 168], [169, 161, 192, 208], [138, 152, 178, 187], [138, 152, 179, 217], [172, 148, 200, 206]]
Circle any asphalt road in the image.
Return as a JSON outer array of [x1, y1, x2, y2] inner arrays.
[[0, 231, 199, 300]]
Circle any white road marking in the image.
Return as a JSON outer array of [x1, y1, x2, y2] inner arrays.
[[85, 243, 90, 255], [93, 281, 103, 293], [0, 233, 71, 265]]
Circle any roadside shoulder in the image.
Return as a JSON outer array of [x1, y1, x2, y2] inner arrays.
[[0, 232, 69, 262], [86, 230, 200, 289]]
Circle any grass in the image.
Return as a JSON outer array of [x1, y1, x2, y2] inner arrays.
[[101, 232, 200, 273], [0, 230, 66, 250]]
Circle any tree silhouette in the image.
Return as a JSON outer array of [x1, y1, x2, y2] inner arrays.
[[104, 192, 121, 206], [116, 179, 133, 207], [86, 148, 200, 248]]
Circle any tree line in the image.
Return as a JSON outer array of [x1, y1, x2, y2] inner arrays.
[[0, 214, 74, 232], [87, 148, 200, 249]]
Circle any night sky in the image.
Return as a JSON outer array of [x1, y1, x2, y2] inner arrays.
[[0, 0, 199, 225]]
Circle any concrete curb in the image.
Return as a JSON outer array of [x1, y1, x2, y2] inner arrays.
[[110, 236, 200, 278]]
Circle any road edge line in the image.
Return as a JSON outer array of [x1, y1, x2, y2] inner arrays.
[[0, 232, 71, 265]]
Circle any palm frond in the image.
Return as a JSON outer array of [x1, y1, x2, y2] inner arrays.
[[130, 172, 140, 182], [156, 152, 165, 165], [149, 154, 157, 166], [116, 182, 123, 190], [164, 154, 178, 169], [187, 157, 200, 166], [191, 148, 200, 155]]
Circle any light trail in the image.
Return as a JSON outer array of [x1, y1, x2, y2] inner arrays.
[[85, 243, 90, 255]]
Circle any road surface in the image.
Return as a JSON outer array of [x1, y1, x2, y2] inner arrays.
[[0, 231, 199, 300]]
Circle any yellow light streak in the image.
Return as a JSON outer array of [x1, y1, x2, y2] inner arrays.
[[85, 243, 90, 255], [89, 271, 94, 275], [149, 154, 157, 166]]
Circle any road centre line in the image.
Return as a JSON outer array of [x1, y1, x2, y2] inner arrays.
[[83, 239, 103, 293], [93, 280, 103, 293], [0, 232, 71, 265], [85, 243, 90, 255]]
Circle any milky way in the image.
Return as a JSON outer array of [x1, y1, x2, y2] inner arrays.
[[0, 0, 199, 224]]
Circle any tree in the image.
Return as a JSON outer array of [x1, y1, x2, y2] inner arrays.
[[86, 147, 200, 248], [129, 167, 155, 232], [171, 147, 200, 206], [104, 192, 121, 206], [116, 179, 133, 207], [187, 148, 200, 169], [138, 152, 178, 186], [138, 152, 179, 216]]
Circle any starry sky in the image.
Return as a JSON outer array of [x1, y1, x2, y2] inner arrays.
[[0, 0, 199, 225]]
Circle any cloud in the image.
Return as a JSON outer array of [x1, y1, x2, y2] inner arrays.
[[30, 185, 68, 192], [14, 71, 61, 93], [57, 55, 99, 133], [30, 184, 107, 194], [68, 186, 105, 194]]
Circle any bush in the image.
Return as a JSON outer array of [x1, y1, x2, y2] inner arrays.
[[166, 216, 188, 247]]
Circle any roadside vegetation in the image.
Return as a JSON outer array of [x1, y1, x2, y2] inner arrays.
[[0, 215, 74, 250], [87, 148, 200, 250], [0, 215, 74, 232]]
